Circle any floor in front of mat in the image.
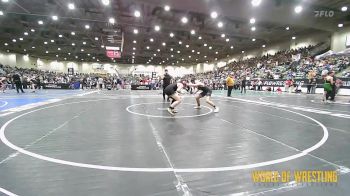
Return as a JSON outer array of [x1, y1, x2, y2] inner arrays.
[[0, 90, 349, 196]]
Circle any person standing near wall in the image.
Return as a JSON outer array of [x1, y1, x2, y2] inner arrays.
[[226, 73, 234, 97]]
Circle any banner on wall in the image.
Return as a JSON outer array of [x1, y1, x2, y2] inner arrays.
[[106, 50, 121, 59], [43, 83, 71, 89], [68, 68, 74, 75], [152, 72, 157, 79], [346, 35, 350, 47], [246, 78, 350, 89]]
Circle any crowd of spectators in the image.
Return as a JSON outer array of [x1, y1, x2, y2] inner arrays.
[[181, 44, 349, 91], [0, 42, 349, 93]]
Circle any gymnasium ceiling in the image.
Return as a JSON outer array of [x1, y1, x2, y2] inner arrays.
[[0, 0, 349, 65]]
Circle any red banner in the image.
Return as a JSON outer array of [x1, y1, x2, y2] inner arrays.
[[106, 50, 121, 59]]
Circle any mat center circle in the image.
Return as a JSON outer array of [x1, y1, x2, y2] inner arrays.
[[126, 102, 213, 118]]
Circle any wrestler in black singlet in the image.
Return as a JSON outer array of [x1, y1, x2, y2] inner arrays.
[[198, 85, 212, 97], [164, 83, 178, 96]]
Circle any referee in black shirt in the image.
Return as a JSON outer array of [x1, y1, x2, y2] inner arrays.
[[12, 72, 25, 93], [162, 69, 172, 101]]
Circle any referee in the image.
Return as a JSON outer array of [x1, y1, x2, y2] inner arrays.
[[162, 69, 172, 101]]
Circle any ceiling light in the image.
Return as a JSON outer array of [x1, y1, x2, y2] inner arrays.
[[19, 38, 23, 41], [252, 38, 256, 41], [188, 56, 191, 58], [83, 41, 86, 45], [242, 50, 245, 53], [133, 29, 139, 34], [190, 30, 196, 35], [171, 55, 174, 57], [31, 29, 35, 32], [179, 41, 182, 45], [177, 51, 180, 53], [68, 3, 75, 10], [215, 51, 218, 54], [52, 15, 58, 21], [23, 49, 26, 52], [51, 39, 54, 42], [150, 38, 154, 42], [109, 17, 115, 24], [56, 55, 59, 57], [186, 44, 189, 48], [230, 46, 234, 49], [292, 36, 296, 40], [204, 43, 207, 46], [71, 32, 75, 35], [170, 48, 173, 51], [204, 56, 207, 58], [341, 6, 348, 12], [211, 11, 218, 19], [45, 51, 49, 53], [157, 49, 160, 52], [95, 37, 99, 41], [85, 24, 90, 29], [101, 0, 110, 6], [58, 48, 61, 51], [154, 25, 160, 31], [226, 38, 230, 42], [182, 59, 184, 61], [198, 36, 202, 40], [217, 21, 223, 28], [133, 40, 137, 44], [191, 50, 195, 53], [59, 34, 63, 38], [133, 47, 136, 50], [134, 10, 141, 18], [251, 26, 256, 31], [262, 45, 266, 48], [81, 49, 84, 51], [44, 41, 48, 44], [164, 5, 170, 11], [24, 32, 28, 36], [132, 52, 135, 55], [72, 43, 75, 46], [0, 11, 3, 16], [101, 45, 104, 48], [146, 46, 150, 49], [32, 46, 35, 49], [38, 20, 43, 25], [209, 46, 212, 50], [181, 17, 188, 24], [294, 5, 303, 14], [4, 43, 8, 46], [221, 34, 226, 38], [162, 42, 166, 46], [251, 0, 261, 7], [250, 18, 255, 24], [154, 54, 157, 56], [338, 23, 343, 28], [170, 32, 174, 37], [12, 39, 16, 42], [286, 26, 290, 30], [197, 52, 200, 54]]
